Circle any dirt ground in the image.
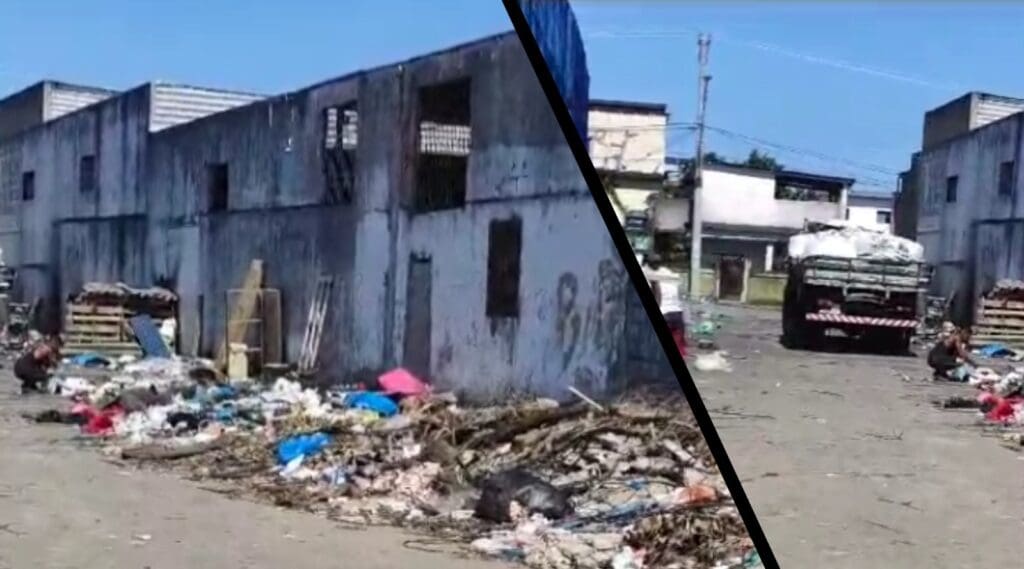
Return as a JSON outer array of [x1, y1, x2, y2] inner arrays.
[[0, 377, 509, 569], [696, 304, 1024, 569]]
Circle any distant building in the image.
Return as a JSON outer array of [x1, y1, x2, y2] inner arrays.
[[587, 100, 668, 222], [654, 163, 853, 301], [846, 191, 893, 233], [896, 91, 1024, 322]]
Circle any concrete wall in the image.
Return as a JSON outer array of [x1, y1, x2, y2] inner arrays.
[[747, 273, 786, 305], [0, 84, 45, 142], [701, 166, 844, 229], [0, 85, 152, 312]]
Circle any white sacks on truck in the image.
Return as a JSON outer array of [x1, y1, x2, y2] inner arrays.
[[787, 220, 924, 263]]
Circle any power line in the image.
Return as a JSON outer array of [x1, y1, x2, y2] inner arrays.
[[584, 27, 961, 92]]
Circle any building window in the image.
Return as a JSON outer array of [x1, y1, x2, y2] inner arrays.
[[945, 175, 958, 203], [207, 163, 229, 212], [486, 216, 522, 318], [79, 155, 96, 194], [415, 78, 471, 213], [876, 210, 892, 225], [999, 160, 1015, 196], [21, 171, 35, 201], [323, 104, 358, 204]]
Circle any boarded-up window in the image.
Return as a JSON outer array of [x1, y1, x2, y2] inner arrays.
[[207, 163, 229, 212], [999, 160, 1015, 196], [323, 104, 358, 204], [486, 216, 522, 318], [945, 175, 958, 203], [21, 171, 35, 201], [79, 155, 96, 194], [415, 79, 471, 212]]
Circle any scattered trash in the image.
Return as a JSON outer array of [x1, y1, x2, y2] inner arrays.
[[475, 468, 573, 522], [276, 432, 332, 465], [378, 367, 430, 397], [695, 351, 732, 373]]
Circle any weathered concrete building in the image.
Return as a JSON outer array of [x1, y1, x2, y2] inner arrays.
[[896, 91, 1024, 322], [0, 13, 670, 400]]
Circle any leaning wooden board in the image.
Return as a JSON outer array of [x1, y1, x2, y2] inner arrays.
[[215, 260, 265, 370]]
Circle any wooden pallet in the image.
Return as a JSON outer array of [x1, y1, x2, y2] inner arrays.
[[63, 304, 142, 356], [974, 299, 1024, 346]]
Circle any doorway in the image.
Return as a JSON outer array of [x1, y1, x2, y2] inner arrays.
[[719, 256, 746, 300], [403, 254, 432, 379]]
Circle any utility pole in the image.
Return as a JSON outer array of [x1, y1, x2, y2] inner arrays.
[[689, 33, 711, 300]]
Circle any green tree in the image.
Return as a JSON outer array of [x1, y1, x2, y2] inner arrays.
[[744, 149, 782, 171]]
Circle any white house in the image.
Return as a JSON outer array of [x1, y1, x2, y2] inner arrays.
[[846, 191, 893, 233], [654, 163, 853, 299]]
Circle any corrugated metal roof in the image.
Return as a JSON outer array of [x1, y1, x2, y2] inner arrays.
[[149, 84, 264, 132], [973, 96, 1024, 130], [46, 87, 114, 121]]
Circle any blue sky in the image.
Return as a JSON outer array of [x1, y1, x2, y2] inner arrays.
[[0, 0, 511, 97], [575, 2, 1024, 193], [3, 2, 1021, 195]]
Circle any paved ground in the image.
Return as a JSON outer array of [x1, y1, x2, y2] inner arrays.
[[696, 304, 1024, 569], [0, 375, 508, 569]]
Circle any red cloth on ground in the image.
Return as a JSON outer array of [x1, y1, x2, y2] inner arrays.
[[72, 403, 123, 435]]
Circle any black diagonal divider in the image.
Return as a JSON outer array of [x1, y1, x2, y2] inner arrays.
[[502, 1, 780, 567]]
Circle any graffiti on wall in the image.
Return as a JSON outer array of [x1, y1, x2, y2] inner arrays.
[[555, 271, 581, 370]]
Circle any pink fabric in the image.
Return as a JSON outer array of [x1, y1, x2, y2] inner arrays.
[[378, 368, 430, 396]]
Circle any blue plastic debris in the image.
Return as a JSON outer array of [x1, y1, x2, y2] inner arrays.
[[69, 353, 111, 368], [128, 315, 172, 359], [276, 432, 331, 465], [344, 392, 399, 417], [977, 343, 1015, 358]]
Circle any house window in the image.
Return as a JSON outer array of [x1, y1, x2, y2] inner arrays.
[[999, 160, 1015, 196], [79, 155, 96, 193], [323, 104, 358, 204], [945, 175, 958, 203], [486, 216, 522, 318], [415, 78, 471, 212], [876, 210, 892, 225], [21, 171, 35, 201], [207, 163, 229, 212]]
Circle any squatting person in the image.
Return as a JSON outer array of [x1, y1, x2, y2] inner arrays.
[[927, 326, 977, 381], [14, 338, 60, 394]]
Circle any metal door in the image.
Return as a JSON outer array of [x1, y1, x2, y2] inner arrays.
[[403, 255, 432, 378]]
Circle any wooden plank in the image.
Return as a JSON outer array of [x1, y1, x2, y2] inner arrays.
[[981, 298, 1024, 310], [263, 291, 282, 364], [976, 309, 1024, 318], [69, 305, 130, 315], [215, 260, 265, 370]]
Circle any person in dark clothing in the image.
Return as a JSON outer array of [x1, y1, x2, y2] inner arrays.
[[14, 339, 58, 394], [928, 327, 976, 381]]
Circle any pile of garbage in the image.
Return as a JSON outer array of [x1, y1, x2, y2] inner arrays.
[[27, 356, 754, 569], [787, 221, 924, 263]]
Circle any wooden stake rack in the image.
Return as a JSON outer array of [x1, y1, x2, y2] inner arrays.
[[974, 298, 1024, 347], [63, 304, 142, 356]]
